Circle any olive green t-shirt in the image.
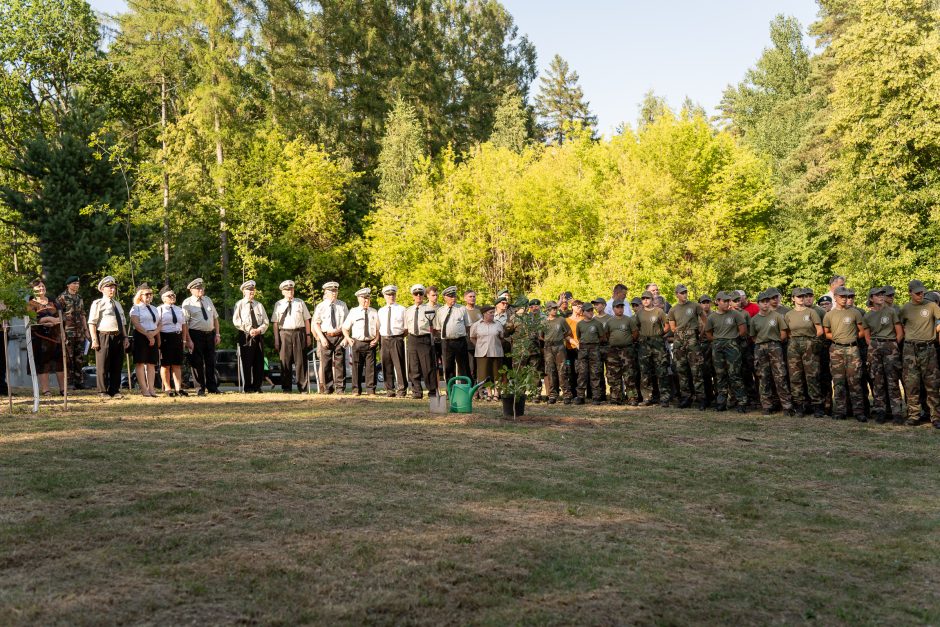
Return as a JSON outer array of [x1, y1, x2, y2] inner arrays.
[[667, 301, 703, 331], [749, 310, 788, 343], [784, 308, 821, 338], [638, 308, 669, 337], [812, 305, 827, 321], [605, 315, 638, 347], [543, 317, 571, 344], [774, 304, 792, 316], [576, 318, 605, 345], [822, 308, 863, 344], [863, 307, 900, 340], [705, 310, 745, 340], [899, 301, 940, 342]]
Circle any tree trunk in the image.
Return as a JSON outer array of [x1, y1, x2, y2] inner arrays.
[[211, 38, 229, 313], [161, 73, 170, 287]]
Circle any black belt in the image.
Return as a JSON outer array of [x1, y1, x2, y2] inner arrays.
[[443, 336, 466, 341], [161, 330, 182, 335], [757, 340, 781, 345], [906, 340, 934, 345], [280, 328, 305, 332], [383, 334, 405, 339], [580, 342, 599, 347], [98, 330, 122, 336], [833, 341, 857, 347]]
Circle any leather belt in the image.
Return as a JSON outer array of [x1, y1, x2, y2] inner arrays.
[[834, 341, 857, 347]]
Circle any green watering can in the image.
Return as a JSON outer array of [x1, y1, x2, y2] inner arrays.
[[447, 376, 488, 414]]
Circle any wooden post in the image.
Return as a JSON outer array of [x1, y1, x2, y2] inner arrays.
[[59, 318, 69, 410], [3, 323, 11, 414]]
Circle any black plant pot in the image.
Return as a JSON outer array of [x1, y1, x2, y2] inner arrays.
[[501, 394, 526, 418]]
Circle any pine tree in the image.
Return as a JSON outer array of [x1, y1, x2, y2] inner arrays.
[[376, 98, 425, 206], [534, 54, 596, 144], [490, 88, 530, 153]]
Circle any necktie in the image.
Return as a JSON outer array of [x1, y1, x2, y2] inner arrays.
[[148, 305, 156, 323], [280, 299, 292, 326], [200, 298, 208, 321], [363, 308, 370, 339], [170, 306, 177, 324], [330, 303, 336, 328], [249, 303, 259, 329], [413, 306, 419, 335], [112, 301, 125, 337], [386, 306, 392, 337], [442, 307, 452, 340]]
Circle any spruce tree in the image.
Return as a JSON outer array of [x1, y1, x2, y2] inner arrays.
[[376, 98, 425, 206], [534, 54, 596, 144], [490, 88, 530, 153]]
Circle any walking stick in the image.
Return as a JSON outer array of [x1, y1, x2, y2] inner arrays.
[[236, 341, 244, 393], [59, 317, 69, 410], [24, 318, 39, 413]]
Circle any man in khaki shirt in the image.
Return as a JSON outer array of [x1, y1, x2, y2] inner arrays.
[[272, 279, 312, 393], [182, 277, 221, 395]]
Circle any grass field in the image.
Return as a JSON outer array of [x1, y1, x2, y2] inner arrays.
[[1, 392, 939, 625]]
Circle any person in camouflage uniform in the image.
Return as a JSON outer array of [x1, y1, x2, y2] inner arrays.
[[731, 291, 759, 408], [750, 291, 794, 415], [575, 305, 605, 404], [704, 292, 749, 413], [668, 284, 707, 409], [698, 295, 716, 407], [822, 286, 867, 421], [784, 288, 824, 417], [604, 300, 639, 405], [540, 301, 573, 404], [814, 293, 834, 414], [899, 280, 940, 428], [862, 286, 904, 424], [56, 275, 88, 389], [637, 291, 671, 407]]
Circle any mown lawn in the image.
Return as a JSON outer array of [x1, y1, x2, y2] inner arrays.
[[1, 393, 938, 625]]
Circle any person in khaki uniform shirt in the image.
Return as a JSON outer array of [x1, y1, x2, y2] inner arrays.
[[862, 286, 903, 423], [312, 281, 348, 394], [898, 280, 940, 428], [272, 279, 312, 393], [182, 277, 221, 395], [637, 291, 671, 407], [784, 287, 824, 417], [749, 291, 793, 415], [667, 284, 707, 409], [822, 286, 866, 421]]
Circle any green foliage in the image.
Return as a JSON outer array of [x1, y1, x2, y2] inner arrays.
[[490, 88, 530, 153], [377, 99, 425, 206], [0, 269, 32, 321], [534, 55, 597, 145], [496, 310, 545, 403]]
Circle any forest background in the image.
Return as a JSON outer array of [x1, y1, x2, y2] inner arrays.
[[1, 0, 938, 313]]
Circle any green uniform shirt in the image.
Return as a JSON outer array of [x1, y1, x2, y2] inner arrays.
[[750, 310, 788, 343], [576, 318, 605, 345], [605, 315, 638, 347], [812, 305, 827, 321], [774, 304, 792, 316], [863, 307, 900, 340], [705, 310, 745, 340], [543, 317, 571, 344], [823, 308, 863, 344], [899, 301, 940, 342], [667, 301, 703, 332], [638, 308, 668, 337], [784, 307, 821, 338]]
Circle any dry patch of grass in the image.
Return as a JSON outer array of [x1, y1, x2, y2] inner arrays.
[[1, 392, 939, 624]]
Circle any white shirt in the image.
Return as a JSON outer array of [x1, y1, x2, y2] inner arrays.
[[272, 298, 311, 330], [157, 304, 185, 333], [88, 297, 127, 334], [469, 320, 504, 357], [404, 304, 434, 336], [181, 295, 218, 332], [232, 298, 270, 334], [342, 306, 379, 341], [130, 303, 159, 332], [378, 303, 407, 337], [435, 304, 471, 339], [313, 299, 349, 334]]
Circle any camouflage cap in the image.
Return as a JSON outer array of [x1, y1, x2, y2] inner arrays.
[[868, 286, 886, 296], [544, 300, 559, 309], [757, 291, 771, 302], [883, 285, 896, 296], [528, 298, 541, 307], [512, 296, 529, 308], [630, 297, 642, 306], [591, 297, 606, 305], [765, 287, 781, 298], [698, 294, 712, 303], [927, 291, 940, 304], [791, 287, 804, 297], [909, 279, 927, 293], [834, 286, 855, 297], [674, 284, 688, 294], [641, 290, 653, 299], [612, 299, 626, 307]]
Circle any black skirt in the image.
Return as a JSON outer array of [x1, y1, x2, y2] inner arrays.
[[159, 332, 184, 366], [133, 330, 160, 365]]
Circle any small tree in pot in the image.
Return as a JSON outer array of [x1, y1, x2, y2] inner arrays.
[[496, 299, 545, 419]]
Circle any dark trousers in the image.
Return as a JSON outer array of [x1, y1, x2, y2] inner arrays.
[[351, 339, 377, 394], [188, 329, 218, 392], [65, 331, 85, 387], [566, 348, 579, 395], [380, 335, 407, 395], [239, 333, 264, 392], [442, 337, 471, 383], [279, 329, 309, 392], [407, 334, 437, 397], [318, 334, 346, 393], [95, 331, 124, 396]]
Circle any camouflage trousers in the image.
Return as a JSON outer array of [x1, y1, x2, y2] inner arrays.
[[901, 341, 940, 420], [711, 339, 747, 407], [576, 344, 604, 400], [700, 340, 715, 402], [673, 331, 704, 402], [829, 344, 865, 418], [787, 337, 822, 407], [543, 343, 572, 401], [64, 330, 86, 387], [606, 344, 639, 403], [638, 337, 670, 403], [755, 341, 792, 411], [739, 337, 758, 405], [818, 340, 833, 411], [868, 338, 903, 418]]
